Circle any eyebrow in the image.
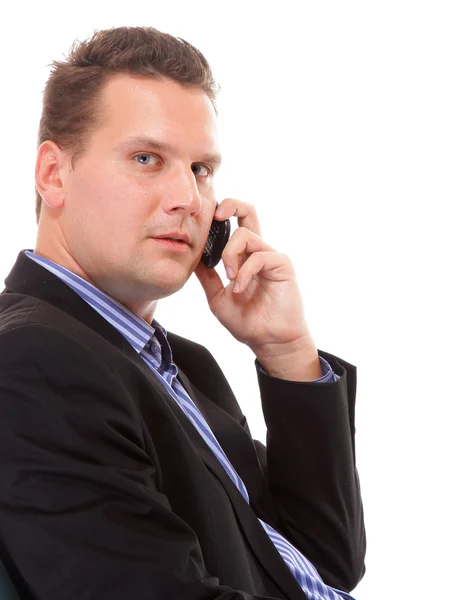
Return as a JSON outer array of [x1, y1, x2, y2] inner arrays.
[[113, 135, 223, 169]]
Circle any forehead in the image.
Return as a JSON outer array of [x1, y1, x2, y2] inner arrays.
[[95, 74, 219, 151]]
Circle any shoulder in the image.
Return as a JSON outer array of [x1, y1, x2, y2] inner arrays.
[[0, 304, 143, 436], [0, 291, 123, 365], [0, 294, 112, 381], [0, 291, 43, 333], [1, 290, 79, 337], [0, 318, 112, 387]]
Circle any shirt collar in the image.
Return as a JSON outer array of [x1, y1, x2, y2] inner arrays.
[[24, 250, 167, 355]]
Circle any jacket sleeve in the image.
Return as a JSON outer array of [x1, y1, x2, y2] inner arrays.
[[250, 350, 366, 592], [0, 324, 289, 600]]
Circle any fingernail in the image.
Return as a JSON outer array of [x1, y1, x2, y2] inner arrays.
[[233, 281, 240, 293], [226, 266, 235, 279]]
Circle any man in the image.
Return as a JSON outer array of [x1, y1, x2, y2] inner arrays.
[[0, 26, 365, 600]]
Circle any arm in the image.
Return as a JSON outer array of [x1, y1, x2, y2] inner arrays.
[[194, 199, 365, 591], [250, 350, 365, 592], [0, 325, 285, 600], [171, 334, 364, 593]]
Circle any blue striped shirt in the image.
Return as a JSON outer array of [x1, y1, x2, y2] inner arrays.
[[25, 250, 353, 600]]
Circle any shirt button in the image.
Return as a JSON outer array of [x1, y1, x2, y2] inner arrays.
[[151, 344, 158, 353]]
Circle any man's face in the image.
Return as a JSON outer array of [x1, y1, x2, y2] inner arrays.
[[55, 74, 221, 309]]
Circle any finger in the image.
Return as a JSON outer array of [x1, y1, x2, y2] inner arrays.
[[194, 261, 226, 305], [221, 228, 275, 281], [232, 251, 293, 294], [215, 198, 262, 236]]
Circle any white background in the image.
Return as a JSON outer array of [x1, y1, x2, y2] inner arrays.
[[1, 1, 449, 598]]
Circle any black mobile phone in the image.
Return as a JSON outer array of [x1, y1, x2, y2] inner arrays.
[[201, 216, 231, 269]]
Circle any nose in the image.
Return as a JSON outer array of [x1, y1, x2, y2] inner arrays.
[[162, 166, 202, 217]]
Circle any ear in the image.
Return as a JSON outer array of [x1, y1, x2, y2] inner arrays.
[[35, 140, 69, 210]]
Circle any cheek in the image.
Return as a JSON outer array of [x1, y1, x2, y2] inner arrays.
[[201, 192, 217, 224], [75, 170, 144, 227], [197, 213, 213, 248]]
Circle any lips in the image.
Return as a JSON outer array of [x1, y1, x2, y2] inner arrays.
[[154, 232, 191, 245]]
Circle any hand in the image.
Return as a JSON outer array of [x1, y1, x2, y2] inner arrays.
[[194, 199, 322, 381]]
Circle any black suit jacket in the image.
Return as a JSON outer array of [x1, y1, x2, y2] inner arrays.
[[0, 251, 365, 600]]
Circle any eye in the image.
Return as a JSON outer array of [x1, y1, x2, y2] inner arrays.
[[133, 153, 159, 166], [192, 163, 212, 177]]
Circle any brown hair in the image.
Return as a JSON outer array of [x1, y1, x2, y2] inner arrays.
[[35, 26, 220, 223]]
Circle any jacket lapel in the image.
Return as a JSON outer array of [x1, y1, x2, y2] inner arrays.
[[176, 370, 308, 600], [120, 357, 306, 600]]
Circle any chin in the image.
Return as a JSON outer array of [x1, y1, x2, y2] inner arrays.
[[150, 272, 190, 300]]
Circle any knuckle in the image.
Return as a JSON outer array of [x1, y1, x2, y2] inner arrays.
[[231, 227, 248, 241], [220, 248, 232, 263]]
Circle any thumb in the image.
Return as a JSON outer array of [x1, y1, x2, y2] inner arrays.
[[194, 261, 224, 305]]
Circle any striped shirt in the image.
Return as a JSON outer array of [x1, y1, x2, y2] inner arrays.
[[25, 250, 353, 600]]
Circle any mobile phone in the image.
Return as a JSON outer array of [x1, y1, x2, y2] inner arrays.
[[201, 216, 231, 269]]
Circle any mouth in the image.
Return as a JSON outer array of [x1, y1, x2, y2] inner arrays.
[[151, 237, 191, 252], [158, 237, 188, 244], [153, 232, 191, 245]]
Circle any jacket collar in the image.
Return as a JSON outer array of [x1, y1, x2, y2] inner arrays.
[[3, 250, 141, 362]]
